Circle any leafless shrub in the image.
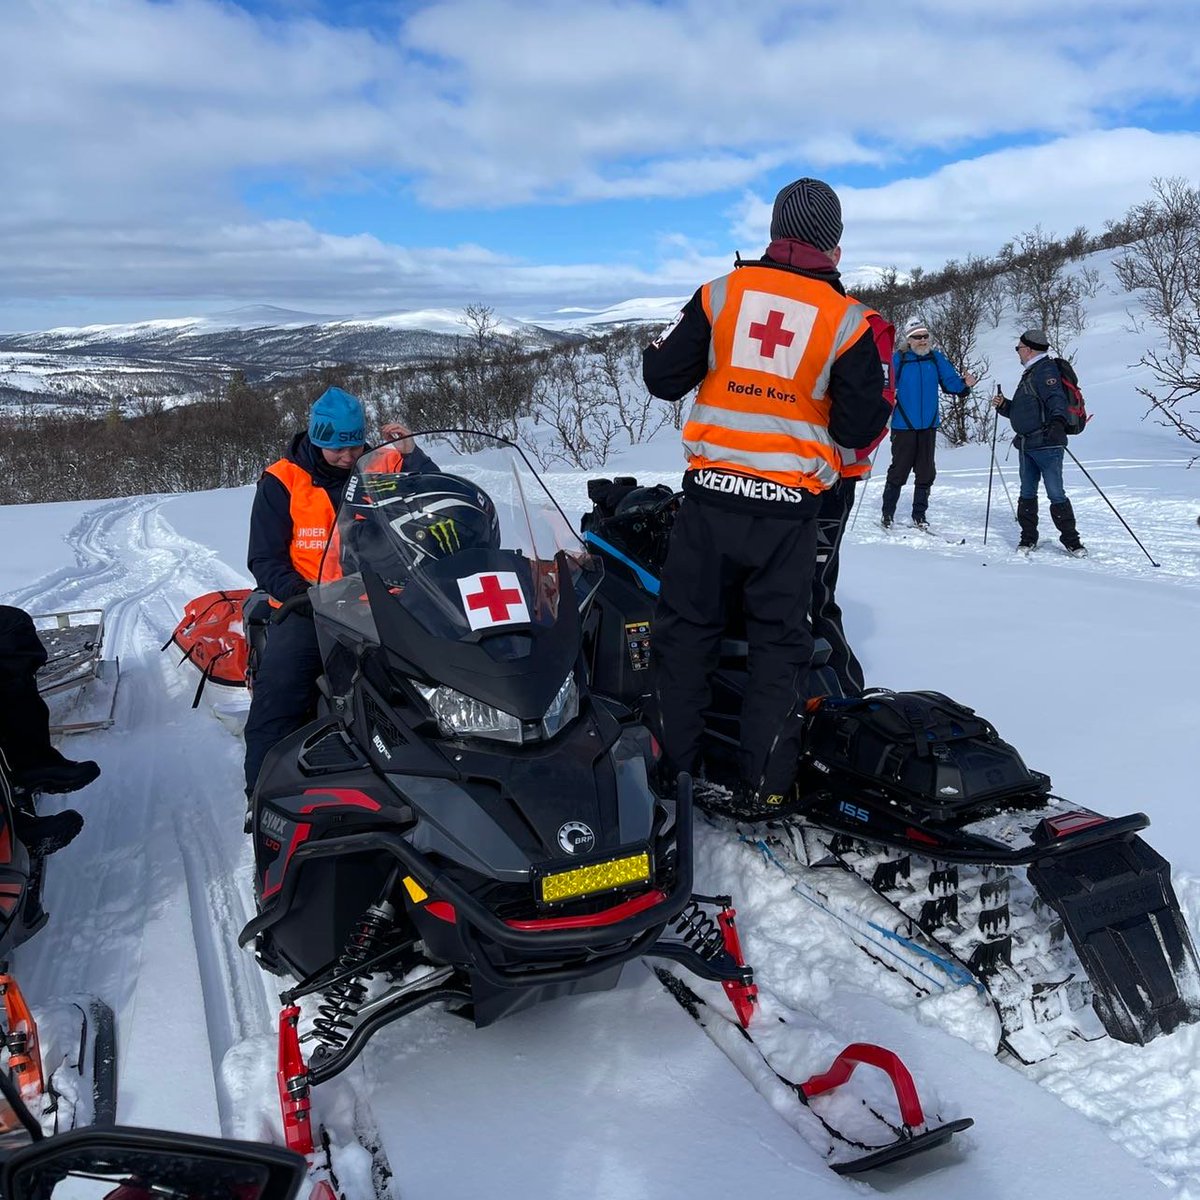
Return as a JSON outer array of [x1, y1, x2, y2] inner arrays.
[[527, 346, 620, 470], [1113, 178, 1200, 457], [924, 256, 993, 444], [1000, 225, 1088, 354]]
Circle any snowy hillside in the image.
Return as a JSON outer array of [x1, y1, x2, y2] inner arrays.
[[1, 258, 1199, 1199], [0, 307, 574, 407]]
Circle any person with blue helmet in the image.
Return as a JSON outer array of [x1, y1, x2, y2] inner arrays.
[[242, 387, 438, 804], [880, 318, 976, 530]]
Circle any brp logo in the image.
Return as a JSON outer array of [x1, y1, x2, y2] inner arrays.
[[557, 821, 595, 856]]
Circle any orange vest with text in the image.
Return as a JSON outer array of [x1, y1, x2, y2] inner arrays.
[[263, 459, 342, 596], [683, 265, 871, 492]]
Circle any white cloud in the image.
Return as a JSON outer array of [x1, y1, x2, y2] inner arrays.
[[3, 0, 1200, 325], [732, 129, 1200, 274]]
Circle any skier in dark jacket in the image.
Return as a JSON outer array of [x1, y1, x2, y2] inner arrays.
[[880, 318, 976, 530], [993, 329, 1086, 555], [242, 387, 438, 797], [643, 177, 891, 816], [0, 605, 97, 855]]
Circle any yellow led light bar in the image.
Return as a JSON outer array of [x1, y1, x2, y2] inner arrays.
[[538, 851, 652, 905]]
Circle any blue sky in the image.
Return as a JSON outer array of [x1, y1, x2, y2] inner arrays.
[[4, 0, 1200, 330]]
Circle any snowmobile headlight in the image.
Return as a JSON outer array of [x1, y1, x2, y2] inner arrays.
[[538, 850, 653, 905], [415, 683, 523, 743], [540, 671, 579, 738], [415, 671, 578, 745]]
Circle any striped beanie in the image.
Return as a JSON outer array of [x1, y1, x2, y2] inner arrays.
[[770, 178, 843, 252]]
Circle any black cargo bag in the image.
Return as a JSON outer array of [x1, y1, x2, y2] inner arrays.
[[805, 690, 1047, 818]]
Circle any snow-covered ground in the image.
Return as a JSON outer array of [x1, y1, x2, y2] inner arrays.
[[2, 265, 1199, 1198]]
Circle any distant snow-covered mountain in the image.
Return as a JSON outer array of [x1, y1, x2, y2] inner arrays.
[[0, 302, 628, 408]]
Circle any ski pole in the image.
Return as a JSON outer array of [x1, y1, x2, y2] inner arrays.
[[849, 450, 879, 530], [994, 457, 1017, 519], [1064, 446, 1161, 567], [983, 395, 999, 544]]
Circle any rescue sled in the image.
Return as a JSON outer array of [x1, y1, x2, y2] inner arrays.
[[32, 610, 119, 735], [163, 589, 257, 707]]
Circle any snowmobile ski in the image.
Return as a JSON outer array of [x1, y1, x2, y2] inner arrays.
[[0, 981, 117, 1135], [652, 965, 972, 1174]]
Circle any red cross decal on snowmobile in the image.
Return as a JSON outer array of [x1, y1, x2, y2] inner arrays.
[[457, 571, 530, 630]]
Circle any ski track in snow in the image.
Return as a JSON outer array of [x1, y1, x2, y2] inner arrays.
[[3, 495, 278, 1135]]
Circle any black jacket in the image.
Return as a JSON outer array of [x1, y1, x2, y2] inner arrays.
[[998, 356, 1069, 451], [247, 432, 438, 600], [643, 250, 891, 462]]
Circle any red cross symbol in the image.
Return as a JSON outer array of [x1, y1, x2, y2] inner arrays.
[[748, 309, 795, 358], [464, 574, 525, 622]]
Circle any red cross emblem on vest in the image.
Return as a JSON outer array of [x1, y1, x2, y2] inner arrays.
[[457, 571, 530, 630], [748, 309, 795, 359]]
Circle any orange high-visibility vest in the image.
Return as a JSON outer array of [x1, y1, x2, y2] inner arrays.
[[683, 265, 871, 492], [263, 459, 342, 594]]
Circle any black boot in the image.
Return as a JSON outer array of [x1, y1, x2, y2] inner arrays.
[[13, 807, 84, 856], [12, 758, 100, 795], [880, 483, 901, 528], [1017, 497, 1039, 550], [1050, 500, 1086, 555], [911, 485, 931, 529]]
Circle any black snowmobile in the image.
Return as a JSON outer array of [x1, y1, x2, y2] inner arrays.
[[581, 475, 1200, 1063], [0, 754, 116, 1132], [237, 436, 969, 1174]]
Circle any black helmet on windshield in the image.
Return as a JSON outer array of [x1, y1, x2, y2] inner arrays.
[[361, 472, 501, 565]]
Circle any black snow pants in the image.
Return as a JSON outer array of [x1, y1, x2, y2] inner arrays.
[[811, 479, 865, 697], [652, 496, 817, 798], [0, 605, 57, 773], [242, 610, 323, 793], [881, 428, 937, 521]]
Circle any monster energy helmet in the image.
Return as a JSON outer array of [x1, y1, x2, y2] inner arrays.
[[361, 472, 502, 566]]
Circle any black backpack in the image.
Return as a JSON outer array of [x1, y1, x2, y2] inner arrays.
[[1052, 358, 1089, 435], [804, 690, 1048, 819]]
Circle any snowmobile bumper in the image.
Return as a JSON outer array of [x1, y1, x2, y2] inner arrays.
[[242, 776, 698, 981]]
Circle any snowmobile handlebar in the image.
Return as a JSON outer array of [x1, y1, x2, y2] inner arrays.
[[269, 593, 313, 624]]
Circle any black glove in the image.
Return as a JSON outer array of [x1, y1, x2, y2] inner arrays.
[[1048, 418, 1068, 446]]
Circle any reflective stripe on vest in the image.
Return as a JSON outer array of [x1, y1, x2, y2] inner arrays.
[[264, 459, 341, 593], [684, 265, 869, 491]]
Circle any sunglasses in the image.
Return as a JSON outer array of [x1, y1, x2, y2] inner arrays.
[[910, 334, 930, 342]]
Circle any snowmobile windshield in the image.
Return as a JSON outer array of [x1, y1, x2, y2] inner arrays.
[[313, 433, 601, 654]]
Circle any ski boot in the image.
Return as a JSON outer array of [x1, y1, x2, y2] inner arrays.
[[1050, 501, 1087, 557], [1017, 497, 1038, 553], [911, 486, 931, 531]]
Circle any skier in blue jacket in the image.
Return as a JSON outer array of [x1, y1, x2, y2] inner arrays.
[[880, 318, 976, 530]]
